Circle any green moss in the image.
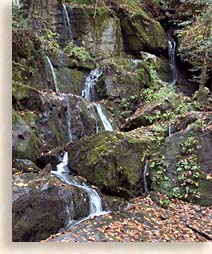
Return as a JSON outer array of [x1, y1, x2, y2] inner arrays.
[[12, 110, 19, 125]]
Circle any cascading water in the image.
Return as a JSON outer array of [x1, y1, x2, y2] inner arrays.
[[46, 56, 59, 93], [168, 125, 172, 136], [82, 69, 102, 102], [94, 103, 113, 131], [62, 3, 73, 40], [52, 152, 108, 230], [168, 35, 177, 86], [82, 69, 113, 131], [12, 0, 20, 8], [143, 160, 149, 194]]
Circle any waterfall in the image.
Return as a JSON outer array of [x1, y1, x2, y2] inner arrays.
[[46, 56, 59, 93], [143, 160, 149, 194], [82, 69, 113, 132], [168, 125, 172, 136], [13, 0, 20, 8], [82, 69, 102, 102], [65, 94, 73, 142], [94, 103, 113, 131], [168, 35, 177, 86], [52, 152, 108, 229], [62, 4, 73, 40]]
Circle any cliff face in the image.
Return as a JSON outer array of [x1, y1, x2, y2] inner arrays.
[[12, 0, 212, 242]]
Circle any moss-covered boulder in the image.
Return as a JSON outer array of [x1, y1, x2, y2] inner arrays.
[[12, 173, 89, 241], [12, 110, 43, 161], [114, 0, 167, 55], [67, 131, 154, 198]]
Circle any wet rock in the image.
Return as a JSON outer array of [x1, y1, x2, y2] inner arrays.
[[12, 173, 90, 242]]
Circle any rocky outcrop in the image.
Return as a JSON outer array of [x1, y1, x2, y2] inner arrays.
[[12, 87, 99, 160], [67, 131, 154, 198], [12, 173, 89, 241]]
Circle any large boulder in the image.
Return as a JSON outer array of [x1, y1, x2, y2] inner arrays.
[[150, 124, 212, 206], [114, 0, 167, 55], [12, 173, 89, 242], [68, 131, 154, 198]]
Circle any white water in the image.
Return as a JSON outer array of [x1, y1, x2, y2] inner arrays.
[[143, 160, 149, 193], [168, 125, 172, 136], [46, 56, 59, 93], [82, 68, 113, 132], [62, 4, 73, 40], [168, 36, 177, 86], [94, 103, 113, 131], [13, 0, 20, 8], [140, 51, 157, 63], [52, 152, 108, 229], [65, 94, 73, 142], [82, 69, 102, 102]]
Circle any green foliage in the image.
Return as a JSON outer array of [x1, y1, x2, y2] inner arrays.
[[150, 156, 170, 189], [64, 42, 91, 64], [172, 135, 201, 201], [142, 85, 177, 104], [13, 61, 35, 83], [12, 6, 29, 29], [38, 29, 60, 54], [176, 0, 212, 89], [180, 135, 200, 155]]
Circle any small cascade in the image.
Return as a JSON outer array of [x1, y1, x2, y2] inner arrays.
[[168, 125, 172, 136], [12, 0, 20, 8], [82, 69, 113, 132], [56, 150, 69, 173], [168, 35, 177, 86], [143, 160, 149, 194], [62, 4, 73, 40], [52, 151, 108, 230], [94, 103, 113, 131], [46, 56, 59, 93], [64, 94, 73, 142], [82, 69, 102, 102]]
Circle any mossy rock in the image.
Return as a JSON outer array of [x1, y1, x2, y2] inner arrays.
[[116, 0, 167, 55], [68, 131, 154, 198], [12, 111, 43, 161]]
